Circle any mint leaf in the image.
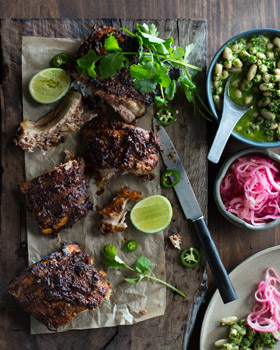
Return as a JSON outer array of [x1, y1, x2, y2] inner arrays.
[[133, 79, 157, 93], [98, 53, 129, 78], [77, 49, 99, 75], [104, 33, 122, 52], [165, 80, 177, 100], [124, 277, 141, 283], [135, 256, 153, 275], [103, 244, 127, 269]]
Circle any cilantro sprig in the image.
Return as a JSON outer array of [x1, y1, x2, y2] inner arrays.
[[76, 23, 212, 119], [103, 244, 186, 297]]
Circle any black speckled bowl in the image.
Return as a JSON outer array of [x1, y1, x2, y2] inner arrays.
[[214, 147, 280, 230], [207, 28, 280, 148]]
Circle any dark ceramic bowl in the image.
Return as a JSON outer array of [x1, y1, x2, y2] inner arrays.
[[214, 147, 280, 230], [206, 28, 280, 148]]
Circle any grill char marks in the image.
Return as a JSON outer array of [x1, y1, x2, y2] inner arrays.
[[9, 243, 111, 332], [20, 158, 93, 238], [68, 25, 155, 123], [82, 117, 159, 181]]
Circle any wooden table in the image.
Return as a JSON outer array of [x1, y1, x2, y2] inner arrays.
[[1, 1, 280, 349]]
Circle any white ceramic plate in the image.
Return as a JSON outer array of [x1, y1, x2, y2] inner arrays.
[[200, 245, 280, 350]]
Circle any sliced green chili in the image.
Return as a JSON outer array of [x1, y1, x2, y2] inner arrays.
[[161, 170, 180, 188], [180, 247, 201, 267], [156, 107, 177, 126], [125, 239, 138, 252], [51, 52, 70, 69]]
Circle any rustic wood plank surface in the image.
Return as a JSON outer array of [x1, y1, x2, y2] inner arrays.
[[0, 17, 207, 350], [1, 1, 280, 349]]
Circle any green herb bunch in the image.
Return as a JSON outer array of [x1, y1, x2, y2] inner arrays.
[[103, 244, 186, 297], [77, 23, 212, 119]]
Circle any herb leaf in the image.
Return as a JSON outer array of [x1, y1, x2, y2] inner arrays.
[[104, 33, 122, 52], [135, 256, 153, 275], [99, 53, 129, 78], [133, 79, 157, 93], [165, 80, 177, 100], [77, 49, 100, 76], [103, 244, 127, 269], [102, 245, 186, 297], [124, 277, 141, 283]]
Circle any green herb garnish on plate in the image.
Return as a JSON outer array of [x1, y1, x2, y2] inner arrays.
[[77, 23, 212, 120]]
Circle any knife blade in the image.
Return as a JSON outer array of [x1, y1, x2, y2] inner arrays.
[[153, 118, 237, 304]]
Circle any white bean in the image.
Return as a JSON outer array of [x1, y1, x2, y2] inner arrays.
[[256, 52, 266, 59], [231, 43, 241, 53], [241, 79, 251, 91], [263, 91, 272, 97], [258, 98, 270, 107], [231, 79, 240, 87], [228, 67, 242, 73], [263, 74, 271, 83], [259, 83, 274, 91], [266, 52, 275, 59], [244, 95, 253, 104], [235, 89, 242, 98], [221, 70, 229, 79], [246, 42, 252, 49], [274, 69, 280, 75], [254, 74, 262, 83], [233, 58, 243, 68], [273, 37, 280, 47], [271, 75, 280, 82], [253, 112, 259, 118], [223, 47, 233, 61], [247, 64, 257, 81], [224, 60, 232, 69], [267, 42, 274, 49], [261, 109, 276, 120], [214, 63, 223, 77]]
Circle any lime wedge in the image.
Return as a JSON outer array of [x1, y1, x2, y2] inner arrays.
[[29, 68, 71, 104], [130, 195, 173, 234]]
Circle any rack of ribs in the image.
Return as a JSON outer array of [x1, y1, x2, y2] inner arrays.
[[99, 187, 142, 235], [20, 158, 93, 238], [9, 243, 111, 332], [68, 25, 179, 123], [15, 91, 96, 153], [82, 117, 159, 181]]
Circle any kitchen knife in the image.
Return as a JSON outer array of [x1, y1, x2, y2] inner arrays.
[[153, 118, 237, 304]]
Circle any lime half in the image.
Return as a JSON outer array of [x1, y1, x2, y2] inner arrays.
[[130, 195, 173, 234], [29, 68, 71, 104]]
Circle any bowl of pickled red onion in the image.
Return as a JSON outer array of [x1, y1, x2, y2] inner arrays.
[[214, 148, 280, 230]]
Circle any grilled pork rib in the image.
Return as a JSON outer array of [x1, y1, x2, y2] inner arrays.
[[99, 187, 142, 235], [15, 91, 96, 153], [68, 25, 155, 123], [82, 117, 159, 181], [20, 158, 93, 238], [9, 243, 111, 332]]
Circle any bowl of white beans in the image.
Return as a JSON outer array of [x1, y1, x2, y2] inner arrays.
[[207, 28, 280, 147]]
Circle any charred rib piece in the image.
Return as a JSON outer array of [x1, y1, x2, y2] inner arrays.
[[15, 91, 96, 153], [9, 243, 111, 332], [68, 25, 155, 123], [82, 117, 159, 181], [20, 158, 93, 238], [99, 187, 142, 235]]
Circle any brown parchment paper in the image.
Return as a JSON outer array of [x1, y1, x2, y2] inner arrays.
[[22, 36, 166, 335]]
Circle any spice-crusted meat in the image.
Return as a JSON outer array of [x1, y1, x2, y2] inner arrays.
[[82, 117, 159, 181], [68, 25, 155, 123], [15, 91, 96, 153], [9, 243, 111, 332], [99, 187, 142, 235], [20, 158, 93, 238]]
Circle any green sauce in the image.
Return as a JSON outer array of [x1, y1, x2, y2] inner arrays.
[[212, 34, 280, 142]]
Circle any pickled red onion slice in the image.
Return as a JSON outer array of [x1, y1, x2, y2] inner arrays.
[[220, 155, 280, 226], [247, 267, 280, 339]]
